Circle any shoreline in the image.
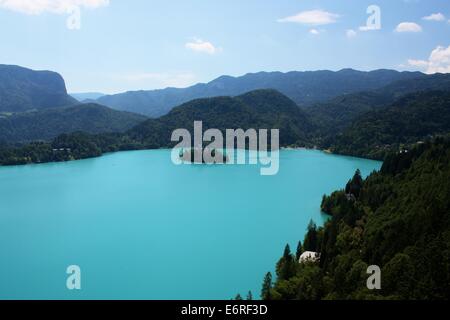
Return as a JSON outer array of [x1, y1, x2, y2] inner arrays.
[[0, 146, 383, 169]]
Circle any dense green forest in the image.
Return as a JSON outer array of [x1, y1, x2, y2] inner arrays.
[[128, 89, 314, 147], [324, 91, 450, 159], [308, 73, 450, 137], [0, 131, 143, 165], [260, 138, 450, 300], [0, 103, 147, 143], [2, 86, 450, 166], [0, 89, 315, 165]]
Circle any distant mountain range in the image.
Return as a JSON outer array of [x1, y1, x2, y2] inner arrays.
[[70, 92, 106, 102], [308, 73, 450, 134], [124, 77, 450, 155], [2, 63, 450, 163], [0, 103, 147, 143], [0, 65, 147, 143], [95, 69, 425, 117], [0, 64, 77, 112]]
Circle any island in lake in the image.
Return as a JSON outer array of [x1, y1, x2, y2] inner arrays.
[[179, 148, 229, 164]]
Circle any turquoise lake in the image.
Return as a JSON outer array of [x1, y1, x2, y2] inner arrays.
[[0, 149, 381, 300]]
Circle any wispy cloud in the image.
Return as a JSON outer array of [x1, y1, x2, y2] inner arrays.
[[346, 29, 357, 39], [278, 9, 339, 26], [422, 13, 445, 22], [395, 22, 422, 33], [407, 45, 450, 74], [0, 0, 109, 15], [113, 72, 197, 89], [407, 59, 429, 68], [185, 38, 221, 55]]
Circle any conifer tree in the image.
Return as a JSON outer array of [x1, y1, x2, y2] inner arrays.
[[261, 272, 273, 300]]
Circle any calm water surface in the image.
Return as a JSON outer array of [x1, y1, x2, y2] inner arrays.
[[0, 149, 380, 299]]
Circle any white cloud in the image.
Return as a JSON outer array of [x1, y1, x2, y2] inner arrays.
[[114, 72, 197, 89], [0, 0, 109, 15], [278, 9, 339, 26], [407, 59, 429, 68], [407, 45, 450, 74], [346, 29, 357, 39], [309, 29, 320, 35], [422, 13, 445, 22], [395, 22, 422, 33], [185, 38, 221, 55]]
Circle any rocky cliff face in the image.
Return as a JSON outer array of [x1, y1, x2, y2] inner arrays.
[[0, 64, 76, 112]]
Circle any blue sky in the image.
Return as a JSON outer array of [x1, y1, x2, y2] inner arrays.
[[0, 0, 449, 93]]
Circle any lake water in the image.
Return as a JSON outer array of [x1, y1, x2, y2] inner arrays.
[[0, 149, 381, 300]]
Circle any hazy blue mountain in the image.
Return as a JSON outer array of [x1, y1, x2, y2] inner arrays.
[[96, 69, 424, 117], [0, 64, 77, 112], [307, 73, 450, 134], [0, 103, 147, 143], [70, 92, 106, 101]]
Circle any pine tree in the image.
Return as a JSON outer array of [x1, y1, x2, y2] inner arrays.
[[283, 244, 292, 260], [246, 291, 253, 301], [345, 169, 363, 198], [304, 220, 318, 252], [261, 272, 273, 300], [278, 244, 296, 280], [296, 241, 303, 260]]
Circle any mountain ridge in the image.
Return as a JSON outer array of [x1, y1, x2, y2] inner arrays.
[[325, 90, 450, 159], [127, 89, 314, 148], [96, 69, 425, 117], [308, 72, 450, 135], [0, 64, 77, 112], [0, 103, 147, 143]]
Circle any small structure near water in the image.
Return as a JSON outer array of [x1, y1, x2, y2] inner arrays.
[[298, 251, 320, 264]]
